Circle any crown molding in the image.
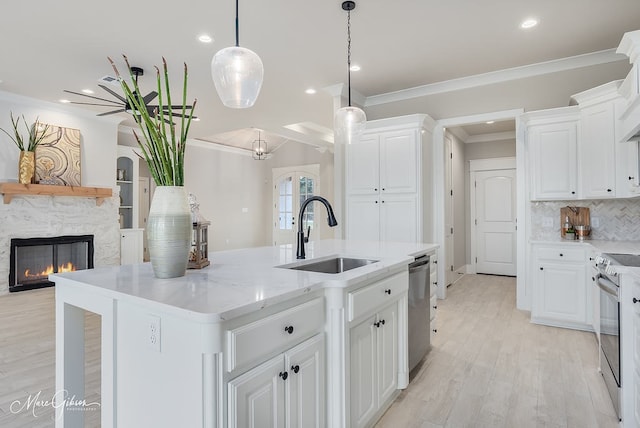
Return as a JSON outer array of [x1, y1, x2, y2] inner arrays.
[[365, 49, 624, 107], [465, 131, 516, 144]]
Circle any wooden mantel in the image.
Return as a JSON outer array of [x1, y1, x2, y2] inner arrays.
[[0, 182, 112, 206]]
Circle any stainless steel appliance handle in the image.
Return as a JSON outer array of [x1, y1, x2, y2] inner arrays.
[[409, 260, 429, 273], [597, 275, 619, 300]]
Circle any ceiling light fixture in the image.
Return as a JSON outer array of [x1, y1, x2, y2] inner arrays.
[[334, 1, 366, 145], [59, 99, 71, 103], [211, 0, 264, 108], [349, 65, 361, 72], [198, 34, 213, 43], [305, 88, 317, 95], [520, 18, 538, 29], [252, 130, 268, 160], [82, 89, 94, 94]]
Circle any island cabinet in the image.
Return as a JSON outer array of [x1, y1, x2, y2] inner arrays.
[[225, 298, 326, 428], [325, 268, 409, 428], [531, 244, 590, 330]]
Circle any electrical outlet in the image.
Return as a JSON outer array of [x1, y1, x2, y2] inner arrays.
[[542, 217, 554, 228], [147, 315, 161, 352], [591, 217, 600, 228]]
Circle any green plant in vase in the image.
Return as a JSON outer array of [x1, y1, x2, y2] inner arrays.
[[0, 114, 50, 184], [109, 55, 198, 278]]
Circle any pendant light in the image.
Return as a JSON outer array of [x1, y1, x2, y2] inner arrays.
[[252, 130, 268, 160], [211, 0, 264, 108], [334, 1, 366, 145]]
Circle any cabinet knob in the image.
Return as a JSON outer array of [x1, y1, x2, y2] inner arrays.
[[607, 189, 612, 192], [629, 176, 635, 181], [382, 188, 385, 191], [279, 371, 288, 381], [433, 305, 438, 310], [381, 200, 385, 203], [384, 289, 391, 295], [375, 200, 378, 204], [374, 321, 380, 328], [540, 267, 543, 271], [571, 191, 575, 194], [433, 281, 437, 286], [559, 253, 563, 257], [374, 188, 378, 192], [633, 297, 639, 304], [432, 329, 437, 333], [284, 326, 294, 334], [291, 365, 300, 374], [434, 260, 437, 264], [592, 277, 595, 282], [380, 319, 386, 325]]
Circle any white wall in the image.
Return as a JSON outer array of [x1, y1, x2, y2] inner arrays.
[[183, 143, 270, 251]]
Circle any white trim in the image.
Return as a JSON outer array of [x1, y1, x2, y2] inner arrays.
[[469, 157, 516, 172], [465, 131, 516, 144], [187, 138, 256, 157], [365, 49, 623, 107]]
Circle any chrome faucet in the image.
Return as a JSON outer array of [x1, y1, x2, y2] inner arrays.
[[296, 196, 338, 259]]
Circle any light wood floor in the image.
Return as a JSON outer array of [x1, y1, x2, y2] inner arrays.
[[375, 274, 620, 428], [0, 275, 619, 428], [0, 287, 101, 428]]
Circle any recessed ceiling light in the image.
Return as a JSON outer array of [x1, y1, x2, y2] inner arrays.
[[59, 99, 71, 104], [305, 88, 317, 95], [486, 121, 495, 124], [520, 18, 538, 29], [192, 117, 201, 122], [82, 89, 94, 94], [350, 65, 361, 72], [198, 34, 213, 43]]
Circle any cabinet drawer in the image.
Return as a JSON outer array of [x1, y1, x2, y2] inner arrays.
[[430, 317, 437, 335], [349, 272, 408, 322], [536, 247, 585, 262], [430, 272, 437, 297], [226, 297, 324, 372]]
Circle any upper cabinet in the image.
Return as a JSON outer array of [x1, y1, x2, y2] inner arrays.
[[345, 115, 435, 243], [525, 107, 580, 200], [525, 81, 636, 201]]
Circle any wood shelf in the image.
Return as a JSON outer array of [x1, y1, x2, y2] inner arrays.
[[0, 183, 113, 206]]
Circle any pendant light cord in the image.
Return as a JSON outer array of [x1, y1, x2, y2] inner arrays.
[[346, 8, 352, 107], [235, 0, 240, 47]]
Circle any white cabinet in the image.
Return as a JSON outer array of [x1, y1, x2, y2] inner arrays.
[[345, 115, 434, 243], [620, 274, 640, 427], [120, 228, 143, 265], [429, 251, 438, 342], [350, 303, 398, 428], [228, 334, 325, 428], [532, 245, 589, 329], [526, 108, 580, 200], [579, 101, 616, 198]]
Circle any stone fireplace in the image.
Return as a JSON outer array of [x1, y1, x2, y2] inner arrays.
[[9, 235, 94, 292], [0, 192, 121, 295]]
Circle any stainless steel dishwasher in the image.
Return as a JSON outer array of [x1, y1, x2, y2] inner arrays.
[[407, 254, 430, 377]]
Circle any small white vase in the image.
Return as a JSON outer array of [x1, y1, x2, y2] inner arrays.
[[147, 186, 191, 278]]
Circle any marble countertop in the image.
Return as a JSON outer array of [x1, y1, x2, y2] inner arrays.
[[530, 238, 640, 254], [51, 239, 438, 322]]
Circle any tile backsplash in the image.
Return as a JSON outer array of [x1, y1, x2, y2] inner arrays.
[[530, 198, 640, 241]]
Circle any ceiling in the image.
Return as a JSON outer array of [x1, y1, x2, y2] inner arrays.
[[1, 1, 639, 150]]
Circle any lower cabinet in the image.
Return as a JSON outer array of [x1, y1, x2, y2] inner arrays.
[[228, 334, 325, 428], [429, 250, 438, 341], [120, 228, 143, 265], [350, 303, 398, 428], [532, 245, 589, 329], [620, 276, 640, 426]]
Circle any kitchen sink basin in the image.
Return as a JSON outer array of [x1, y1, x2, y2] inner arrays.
[[286, 257, 379, 274]]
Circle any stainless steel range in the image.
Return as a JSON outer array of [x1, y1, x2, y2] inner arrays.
[[595, 252, 640, 421]]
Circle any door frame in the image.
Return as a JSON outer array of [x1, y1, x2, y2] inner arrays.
[[433, 108, 525, 305], [469, 157, 516, 275], [272, 164, 321, 246]]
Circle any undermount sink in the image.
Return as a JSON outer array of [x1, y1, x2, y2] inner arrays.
[[286, 257, 379, 274]]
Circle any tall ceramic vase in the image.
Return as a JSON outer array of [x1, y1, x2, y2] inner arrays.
[[18, 151, 35, 184], [147, 186, 191, 279]]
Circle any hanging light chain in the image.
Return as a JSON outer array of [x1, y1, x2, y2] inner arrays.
[[346, 7, 352, 107], [235, 0, 240, 47]]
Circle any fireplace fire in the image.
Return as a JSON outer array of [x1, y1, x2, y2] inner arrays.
[[9, 235, 93, 292]]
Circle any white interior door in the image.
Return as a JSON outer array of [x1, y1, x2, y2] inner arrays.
[[273, 165, 320, 246], [474, 169, 517, 276]]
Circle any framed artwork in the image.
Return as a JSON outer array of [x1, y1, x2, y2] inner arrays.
[[35, 125, 81, 186]]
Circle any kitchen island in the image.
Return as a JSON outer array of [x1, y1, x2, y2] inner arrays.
[[52, 239, 438, 428]]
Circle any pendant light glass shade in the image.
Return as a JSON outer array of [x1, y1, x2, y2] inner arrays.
[[334, 105, 366, 145], [211, 46, 264, 109], [334, 0, 366, 145]]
